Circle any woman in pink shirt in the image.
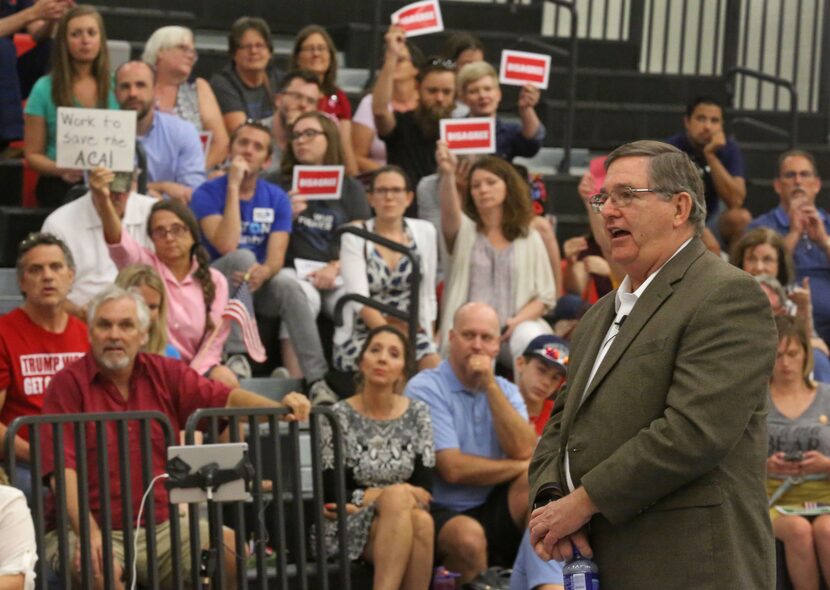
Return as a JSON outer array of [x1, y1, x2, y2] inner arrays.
[[89, 168, 237, 385]]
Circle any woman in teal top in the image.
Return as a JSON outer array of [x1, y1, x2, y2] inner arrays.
[[23, 5, 117, 208]]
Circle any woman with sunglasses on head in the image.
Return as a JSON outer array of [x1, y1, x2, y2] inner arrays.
[[24, 5, 117, 208], [336, 165, 440, 375], [436, 145, 556, 364], [320, 325, 435, 590], [290, 25, 358, 176], [88, 167, 238, 387], [211, 16, 283, 135], [143, 26, 229, 171]]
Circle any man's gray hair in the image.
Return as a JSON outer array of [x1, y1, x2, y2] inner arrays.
[[605, 140, 707, 236], [86, 285, 150, 332]]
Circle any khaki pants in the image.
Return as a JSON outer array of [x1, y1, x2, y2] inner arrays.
[[45, 512, 211, 589]]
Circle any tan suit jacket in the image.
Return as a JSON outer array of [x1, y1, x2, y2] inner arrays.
[[529, 238, 778, 589]]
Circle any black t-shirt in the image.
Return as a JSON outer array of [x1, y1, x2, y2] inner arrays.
[[380, 111, 437, 215], [270, 175, 371, 264]]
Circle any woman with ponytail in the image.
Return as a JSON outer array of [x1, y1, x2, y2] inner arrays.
[[88, 167, 238, 386]]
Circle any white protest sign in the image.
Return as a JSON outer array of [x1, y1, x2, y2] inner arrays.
[[292, 165, 345, 200], [499, 50, 552, 89], [56, 107, 136, 172], [391, 0, 444, 37]]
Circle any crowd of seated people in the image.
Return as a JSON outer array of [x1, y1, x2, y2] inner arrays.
[[3, 3, 830, 588]]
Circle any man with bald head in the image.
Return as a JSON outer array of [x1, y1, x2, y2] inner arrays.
[[405, 302, 536, 583], [528, 140, 777, 588]]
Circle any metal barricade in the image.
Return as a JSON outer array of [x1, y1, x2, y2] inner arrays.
[[5, 411, 181, 590], [183, 406, 351, 590]]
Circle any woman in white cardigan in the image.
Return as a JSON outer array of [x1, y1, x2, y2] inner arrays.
[[436, 144, 556, 362], [335, 165, 441, 372]]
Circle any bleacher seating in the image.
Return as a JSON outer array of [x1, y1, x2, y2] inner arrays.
[[0, 268, 21, 316]]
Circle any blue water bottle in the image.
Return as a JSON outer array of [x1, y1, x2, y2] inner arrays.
[[563, 548, 600, 590]]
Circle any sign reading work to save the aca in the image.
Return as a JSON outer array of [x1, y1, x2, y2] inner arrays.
[[56, 107, 136, 172]]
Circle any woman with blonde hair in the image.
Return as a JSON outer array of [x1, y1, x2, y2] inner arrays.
[[115, 264, 180, 359], [143, 25, 229, 170], [767, 315, 830, 589], [24, 4, 117, 207]]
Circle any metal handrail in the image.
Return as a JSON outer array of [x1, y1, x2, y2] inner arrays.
[[724, 66, 799, 147], [6, 411, 179, 590], [333, 225, 421, 356], [518, 0, 578, 174], [184, 406, 351, 590]]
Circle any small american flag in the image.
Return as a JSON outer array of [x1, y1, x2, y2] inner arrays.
[[222, 282, 267, 362]]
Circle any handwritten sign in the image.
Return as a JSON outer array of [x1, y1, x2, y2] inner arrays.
[[440, 118, 496, 154], [291, 165, 345, 200], [391, 0, 444, 37], [56, 107, 136, 172], [499, 50, 551, 89]]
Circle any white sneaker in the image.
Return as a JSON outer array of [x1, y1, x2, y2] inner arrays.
[[225, 354, 252, 380], [308, 379, 338, 406], [270, 366, 291, 380]]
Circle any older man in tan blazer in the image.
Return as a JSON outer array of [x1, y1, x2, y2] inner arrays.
[[528, 140, 778, 589]]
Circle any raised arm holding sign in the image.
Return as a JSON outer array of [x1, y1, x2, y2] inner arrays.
[[56, 108, 137, 172]]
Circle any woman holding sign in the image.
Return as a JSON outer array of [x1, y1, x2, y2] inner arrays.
[[289, 25, 358, 176], [270, 111, 370, 383], [436, 145, 555, 365], [23, 5, 118, 207], [90, 167, 238, 387]]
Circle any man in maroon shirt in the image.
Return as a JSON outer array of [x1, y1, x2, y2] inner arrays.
[[41, 284, 310, 589]]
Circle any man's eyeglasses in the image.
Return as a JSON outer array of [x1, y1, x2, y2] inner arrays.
[[282, 91, 318, 108], [370, 187, 408, 197], [150, 224, 188, 240], [289, 129, 325, 142], [589, 187, 666, 213], [781, 170, 817, 181]]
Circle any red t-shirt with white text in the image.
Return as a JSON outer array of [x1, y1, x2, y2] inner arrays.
[[0, 308, 88, 440]]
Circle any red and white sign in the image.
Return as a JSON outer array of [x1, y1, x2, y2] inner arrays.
[[440, 118, 496, 154], [291, 165, 345, 200], [499, 50, 551, 89], [391, 0, 444, 37]]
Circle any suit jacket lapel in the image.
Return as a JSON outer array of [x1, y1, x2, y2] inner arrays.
[[576, 238, 708, 409], [560, 297, 616, 433]]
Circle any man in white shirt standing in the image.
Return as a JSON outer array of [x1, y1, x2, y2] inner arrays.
[[41, 169, 155, 319], [528, 140, 778, 589]]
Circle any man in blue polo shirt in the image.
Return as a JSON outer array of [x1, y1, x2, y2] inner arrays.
[[749, 149, 830, 345], [115, 61, 206, 202], [405, 301, 536, 584], [191, 120, 336, 403]]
